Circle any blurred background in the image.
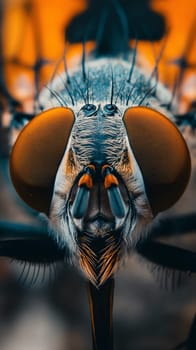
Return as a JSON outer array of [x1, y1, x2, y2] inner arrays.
[[0, 0, 196, 349]]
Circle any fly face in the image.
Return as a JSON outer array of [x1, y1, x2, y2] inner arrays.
[[10, 58, 191, 286]]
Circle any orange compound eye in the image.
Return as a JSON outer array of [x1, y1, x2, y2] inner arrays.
[[123, 106, 191, 215], [10, 107, 75, 214]]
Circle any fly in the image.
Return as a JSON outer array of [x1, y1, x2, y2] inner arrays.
[[0, 1, 196, 350]]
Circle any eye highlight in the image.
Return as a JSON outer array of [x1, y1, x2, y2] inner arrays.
[[123, 106, 191, 215], [103, 104, 118, 115], [81, 104, 97, 116]]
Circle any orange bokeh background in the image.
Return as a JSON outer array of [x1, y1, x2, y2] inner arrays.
[[1, 0, 196, 110]]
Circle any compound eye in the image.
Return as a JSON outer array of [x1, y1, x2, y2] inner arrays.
[[103, 104, 118, 116], [123, 106, 191, 215], [10, 107, 75, 214], [81, 104, 97, 116]]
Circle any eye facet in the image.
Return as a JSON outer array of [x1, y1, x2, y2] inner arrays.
[[81, 104, 97, 116], [123, 106, 191, 215], [10, 107, 75, 214], [103, 104, 118, 116]]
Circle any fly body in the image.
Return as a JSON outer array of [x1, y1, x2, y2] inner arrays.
[[10, 53, 191, 288]]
